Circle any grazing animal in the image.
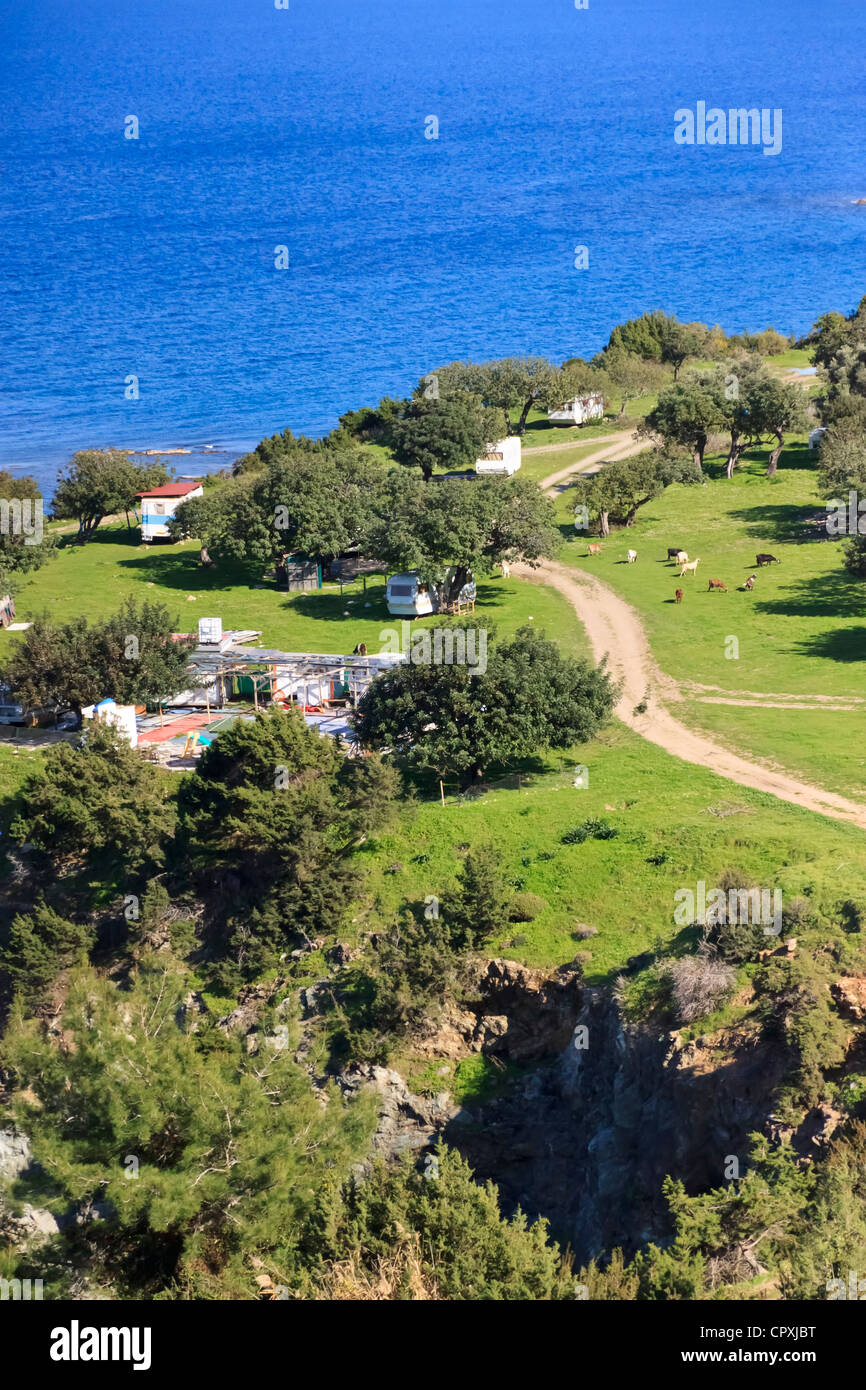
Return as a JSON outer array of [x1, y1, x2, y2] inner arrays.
[[675, 588, 684, 604], [756, 552, 780, 567], [352, 642, 368, 656], [679, 557, 700, 577], [626, 548, 637, 563], [587, 543, 603, 556], [667, 547, 684, 560], [500, 560, 511, 579], [708, 578, 727, 592], [743, 574, 756, 591], [674, 550, 688, 566]]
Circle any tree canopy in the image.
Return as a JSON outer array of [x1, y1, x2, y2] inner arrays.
[[572, 448, 702, 536], [176, 706, 397, 978], [1, 599, 193, 716], [53, 450, 169, 542], [391, 392, 506, 480], [354, 623, 615, 782], [368, 471, 559, 603]]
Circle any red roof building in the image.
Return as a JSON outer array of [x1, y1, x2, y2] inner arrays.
[[136, 479, 203, 499]]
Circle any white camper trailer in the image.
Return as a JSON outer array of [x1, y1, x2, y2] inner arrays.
[[547, 392, 604, 426], [385, 573, 436, 617], [475, 436, 521, 475]]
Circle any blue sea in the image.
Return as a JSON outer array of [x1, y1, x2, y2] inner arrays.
[[1, 0, 866, 499]]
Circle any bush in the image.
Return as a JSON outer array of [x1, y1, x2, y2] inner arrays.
[[561, 819, 618, 845], [837, 898, 866, 934], [446, 845, 513, 949], [665, 952, 736, 1024], [509, 892, 547, 923], [701, 867, 769, 963], [782, 895, 816, 933]]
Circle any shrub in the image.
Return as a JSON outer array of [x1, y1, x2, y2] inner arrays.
[[837, 898, 866, 934], [782, 895, 815, 933], [665, 952, 736, 1024], [509, 892, 547, 923], [561, 819, 618, 845]]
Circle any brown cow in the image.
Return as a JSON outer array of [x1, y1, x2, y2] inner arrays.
[[708, 579, 727, 592], [756, 553, 780, 566], [675, 588, 684, 604], [587, 544, 603, 556]]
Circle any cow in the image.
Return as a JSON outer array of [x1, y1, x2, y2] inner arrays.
[[675, 588, 684, 604], [587, 543, 603, 556], [708, 578, 727, 592], [674, 550, 689, 566], [679, 557, 700, 577], [666, 547, 684, 560], [499, 560, 511, 579], [626, 549, 637, 563], [352, 642, 368, 656], [742, 575, 756, 591], [756, 553, 780, 567]]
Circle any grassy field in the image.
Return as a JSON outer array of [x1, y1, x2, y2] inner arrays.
[[356, 722, 866, 981], [2, 525, 588, 661], [553, 440, 866, 798]]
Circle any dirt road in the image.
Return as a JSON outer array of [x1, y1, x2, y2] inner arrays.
[[513, 558, 866, 831], [538, 432, 645, 489]]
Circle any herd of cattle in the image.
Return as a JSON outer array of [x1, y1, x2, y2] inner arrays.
[[585, 543, 781, 599]]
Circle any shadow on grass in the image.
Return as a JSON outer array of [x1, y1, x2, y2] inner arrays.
[[790, 625, 866, 662], [118, 549, 266, 594], [729, 501, 821, 545], [288, 587, 389, 622], [754, 571, 865, 620], [57, 524, 142, 550]]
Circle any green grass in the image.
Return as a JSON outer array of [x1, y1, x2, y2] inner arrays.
[[0, 745, 42, 807], [357, 722, 866, 981], [517, 438, 616, 484], [405, 1054, 524, 1105], [554, 440, 866, 797], [768, 347, 814, 369], [2, 526, 588, 660]]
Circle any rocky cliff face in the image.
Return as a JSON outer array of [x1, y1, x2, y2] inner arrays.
[[441, 985, 791, 1263]]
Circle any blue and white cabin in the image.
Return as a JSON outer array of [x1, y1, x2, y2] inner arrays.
[[137, 479, 203, 541]]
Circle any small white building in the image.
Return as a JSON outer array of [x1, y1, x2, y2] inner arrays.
[[82, 697, 138, 747], [137, 479, 203, 541], [385, 573, 436, 617], [475, 436, 521, 475], [547, 392, 604, 425]]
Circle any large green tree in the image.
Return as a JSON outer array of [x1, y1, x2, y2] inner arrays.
[[369, 471, 559, 603], [572, 449, 702, 536], [176, 706, 397, 977], [53, 450, 169, 542], [432, 357, 563, 435], [391, 392, 506, 480], [10, 721, 176, 876], [170, 448, 378, 568], [1, 600, 193, 717], [354, 623, 615, 782], [717, 363, 808, 478], [0, 471, 54, 584], [643, 377, 725, 469]]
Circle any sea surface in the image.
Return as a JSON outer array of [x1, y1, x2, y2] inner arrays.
[[1, 0, 866, 498]]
